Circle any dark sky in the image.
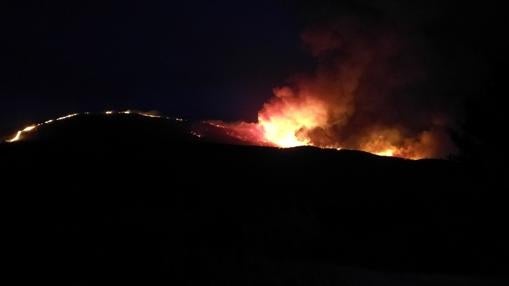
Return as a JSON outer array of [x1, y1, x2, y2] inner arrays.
[[0, 0, 505, 147], [0, 1, 309, 132]]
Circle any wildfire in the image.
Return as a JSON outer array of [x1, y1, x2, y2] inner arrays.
[[56, 113, 78, 121], [22, 125, 37, 132], [4, 108, 442, 160], [252, 105, 434, 159], [3, 110, 180, 143], [7, 131, 22, 143], [3, 25, 455, 161], [211, 87, 442, 160], [6, 124, 39, 142], [207, 23, 457, 160], [257, 89, 328, 148]]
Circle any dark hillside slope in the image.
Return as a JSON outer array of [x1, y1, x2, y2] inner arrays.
[[2, 114, 507, 285]]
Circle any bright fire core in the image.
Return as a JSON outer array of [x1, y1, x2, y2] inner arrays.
[[213, 88, 441, 160], [258, 96, 327, 148]]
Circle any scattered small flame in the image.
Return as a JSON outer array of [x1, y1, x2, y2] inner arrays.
[[190, 131, 202, 138], [56, 113, 78, 121], [6, 124, 38, 142], [3, 111, 182, 143], [7, 131, 23, 143], [138, 112, 162, 118], [22, 125, 37, 132]]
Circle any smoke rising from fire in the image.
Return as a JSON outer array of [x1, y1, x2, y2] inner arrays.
[[220, 20, 457, 159]]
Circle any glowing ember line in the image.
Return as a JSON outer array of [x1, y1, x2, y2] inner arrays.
[[207, 122, 226, 129], [4, 111, 183, 144], [22, 125, 37, 132], [373, 149, 396, 157], [6, 124, 38, 142], [5, 112, 80, 143], [56, 113, 78, 121], [138, 112, 161, 118], [7, 131, 23, 142]]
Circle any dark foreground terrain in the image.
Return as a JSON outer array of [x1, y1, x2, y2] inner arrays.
[[2, 113, 507, 285]]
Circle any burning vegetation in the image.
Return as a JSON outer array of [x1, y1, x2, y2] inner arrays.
[[4, 24, 458, 160], [209, 22, 457, 160], [3, 111, 173, 143]]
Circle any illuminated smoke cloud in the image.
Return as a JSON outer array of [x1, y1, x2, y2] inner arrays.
[[235, 19, 458, 159]]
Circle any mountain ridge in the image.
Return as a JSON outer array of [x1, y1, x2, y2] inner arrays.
[[2, 112, 507, 285]]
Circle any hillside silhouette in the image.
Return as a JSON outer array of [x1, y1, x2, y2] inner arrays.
[[2, 113, 507, 285]]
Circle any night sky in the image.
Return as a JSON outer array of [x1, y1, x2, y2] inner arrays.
[[1, 0, 505, 157]]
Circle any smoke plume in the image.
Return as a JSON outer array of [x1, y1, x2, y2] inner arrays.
[[255, 19, 457, 159], [210, 19, 458, 159]]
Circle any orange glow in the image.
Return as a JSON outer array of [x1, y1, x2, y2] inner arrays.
[[216, 86, 437, 159], [373, 149, 396, 157], [353, 129, 436, 160], [208, 25, 454, 160], [258, 88, 328, 148]]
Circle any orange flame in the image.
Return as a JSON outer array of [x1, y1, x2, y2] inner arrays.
[[258, 87, 328, 147], [217, 86, 443, 160], [252, 100, 437, 159]]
